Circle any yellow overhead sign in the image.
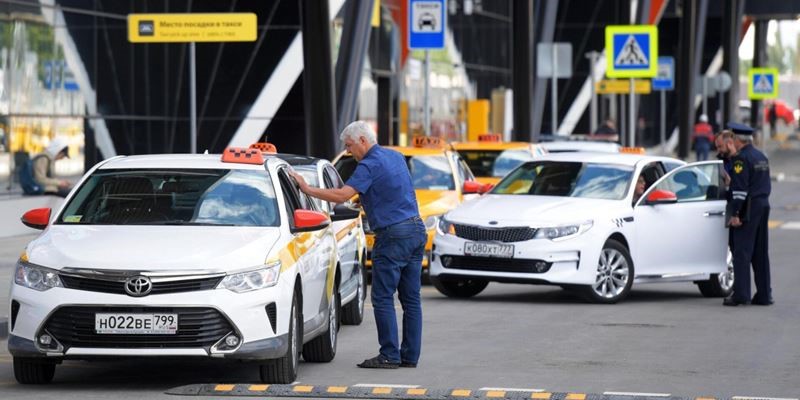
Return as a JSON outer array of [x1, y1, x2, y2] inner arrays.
[[128, 13, 257, 43], [596, 79, 652, 94]]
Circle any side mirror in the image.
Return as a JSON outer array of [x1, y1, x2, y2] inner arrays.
[[462, 181, 482, 194], [331, 203, 360, 222], [21, 208, 51, 230], [480, 183, 494, 194], [645, 189, 678, 205], [291, 209, 330, 233]]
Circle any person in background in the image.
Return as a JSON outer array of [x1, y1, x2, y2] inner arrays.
[[724, 123, 772, 307], [632, 175, 646, 205], [692, 114, 714, 161], [32, 137, 73, 197], [594, 118, 617, 137]]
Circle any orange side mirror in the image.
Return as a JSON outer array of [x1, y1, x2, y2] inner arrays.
[[21, 208, 51, 230], [646, 189, 678, 204], [292, 210, 330, 233], [462, 181, 482, 194]]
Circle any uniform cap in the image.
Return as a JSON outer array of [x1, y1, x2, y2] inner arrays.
[[726, 122, 754, 136]]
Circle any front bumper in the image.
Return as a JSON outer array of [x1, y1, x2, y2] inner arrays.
[[430, 231, 604, 285], [7, 281, 293, 360]]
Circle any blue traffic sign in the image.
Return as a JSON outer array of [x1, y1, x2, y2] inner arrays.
[[652, 56, 674, 91], [605, 25, 658, 78], [408, 0, 446, 50]]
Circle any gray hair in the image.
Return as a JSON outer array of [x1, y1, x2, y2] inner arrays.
[[340, 121, 377, 145], [734, 134, 753, 144]]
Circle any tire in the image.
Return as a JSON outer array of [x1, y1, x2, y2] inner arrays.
[[302, 282, 339, 362], [13, 357, 55, 384], [342, 261, 366, 325], [430, 276, 488, 298], [697, 248, 734, 297], [259, 294, 300, 383], [580, 239, 634, 304]]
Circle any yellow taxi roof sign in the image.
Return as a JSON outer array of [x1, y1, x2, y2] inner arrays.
[[619, 146, 645, 154], [221, 147, 265, 165], [478, 133, 502, 142], [412, 136, 444, 148], [249, 142, 277, 154]]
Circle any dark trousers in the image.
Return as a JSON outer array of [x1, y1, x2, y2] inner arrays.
[[731, 197, 772, 303], [371, 217, 426, 364]]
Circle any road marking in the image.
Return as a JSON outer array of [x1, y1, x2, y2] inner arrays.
[[354, 383, 420, 388], [779, 221, 800, 230], [604, 392, 672, 397], [732, 397, 799, 400]]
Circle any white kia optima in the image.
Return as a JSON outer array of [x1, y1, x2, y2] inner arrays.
[[431, 152, 733, 304], [8, 147, 360, 384]]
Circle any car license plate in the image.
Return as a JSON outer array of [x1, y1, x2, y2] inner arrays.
[[464, 242, 514, 258], [95, 313, 178, 335]]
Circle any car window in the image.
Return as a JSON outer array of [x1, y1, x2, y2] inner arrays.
[[492, 149, 536, 177], [294, 166, 324, 211], [277, 168, 315, 226], [492, 161, 633, 200], [324, 165, 344, 189], [649, 163, 721, 203], [58, 169, 280, 227], [408, 155, 455, 190]]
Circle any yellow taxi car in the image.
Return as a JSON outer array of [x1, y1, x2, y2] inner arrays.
[[450, 134, 548, 185], [333, 137, 486, 270]]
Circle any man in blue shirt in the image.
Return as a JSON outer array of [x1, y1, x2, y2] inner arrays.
[[723, 123, 772, 307], [292, 121, 426, 368]]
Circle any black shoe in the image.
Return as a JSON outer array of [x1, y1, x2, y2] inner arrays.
[[751, 298, 774, 306], [357, 355, 400, 369], [723, 297, 748, 306], [399, 362, 417, 368]]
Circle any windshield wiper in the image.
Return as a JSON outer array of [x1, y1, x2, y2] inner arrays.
[[136, 220, 236, 226]]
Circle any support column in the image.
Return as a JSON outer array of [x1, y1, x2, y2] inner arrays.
[[300, 0, 338, 159], [511, 0, 534, 142], [721, 0, 744, 125], [335, 0, 375, 133], [530, 0, 558, 140], [677, 0, 697, 159], [751, 19, 768, 132]]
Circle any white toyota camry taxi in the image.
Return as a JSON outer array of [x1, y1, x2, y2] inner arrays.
[[431, 152, 733, 304], [9, 146, 356, 384]]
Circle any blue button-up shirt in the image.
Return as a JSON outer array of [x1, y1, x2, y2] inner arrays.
[[345, 145, 419, 230]]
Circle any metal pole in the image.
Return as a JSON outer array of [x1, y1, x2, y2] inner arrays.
[[551, 44, 557, 135], [189, 42, 197, 154], [702, 77, 708, 117], [629, 78, 635, 147], [424, 50, 430, 136], [586, 51, 599, 134], [660, 90, 666, 155]]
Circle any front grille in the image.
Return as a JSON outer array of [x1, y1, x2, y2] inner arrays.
[[453, 224, 537, 243], [43, 306, 233, 349], [60, 275, 222, 296], [441, 255, 551, 273]]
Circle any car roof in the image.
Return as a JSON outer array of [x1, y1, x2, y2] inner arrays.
[[450, 141, 533, 151], [387, 146, 449, 156], [274, 153, 325, 166], [98, 153, 279, 170], [532, 151, 680, 167], [539, 141, 621, 153]]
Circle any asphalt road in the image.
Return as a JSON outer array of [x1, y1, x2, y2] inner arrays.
[[1, 147, 799, 399]]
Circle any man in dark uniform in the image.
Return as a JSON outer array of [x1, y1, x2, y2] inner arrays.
[[724, 123, 773, 306], [291, 121, 427, 368]]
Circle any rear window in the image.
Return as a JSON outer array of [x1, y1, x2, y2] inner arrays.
[[58, 169, 280, 226], [335, 154, 455, 190]]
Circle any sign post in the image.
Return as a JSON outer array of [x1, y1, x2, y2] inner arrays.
[[409, 0, 446, 136], [652, 56, 674, 155], [537, 42, 572, 135], [605, 25, 658, 147], [585, 51, 601, 134], [128, 13, 257, 153]]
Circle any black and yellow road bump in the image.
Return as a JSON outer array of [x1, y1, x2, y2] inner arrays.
[[165, 384, 792, 400]]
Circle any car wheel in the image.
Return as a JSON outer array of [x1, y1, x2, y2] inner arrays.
[[430, 276, 488, 298], [302, 281, 339, 362], [342, 260, 366, 325], [697, 248, 734, 297], [260, 293, 300, 383], [581, 239, 633, 304], [13, 357, 55, 384]]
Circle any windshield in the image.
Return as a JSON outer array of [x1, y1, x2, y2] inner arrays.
[[58, 169, 280, 226], [459, 149, 535, 178], [492, 161, 633, 200], [335, 154, 455, 191]]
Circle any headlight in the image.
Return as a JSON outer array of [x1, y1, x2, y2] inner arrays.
[[534, 220, 593, 241], [218, 261, 281, 293], [15, 260, 63, 291], [424, 215, 442, 230], [436, 216, 456, 235]]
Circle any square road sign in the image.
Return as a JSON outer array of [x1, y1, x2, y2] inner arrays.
[[748, 67, 779, 100], [408, 0, 446, 49], [605, 25, 658, 78]]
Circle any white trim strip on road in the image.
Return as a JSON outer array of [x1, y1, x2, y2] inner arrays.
[[779, 221, 800, 230], [604, 392, 671, 397], [353, 384, 421, 388], [732, 397, 799, 400], [479, 387, 546, 393]]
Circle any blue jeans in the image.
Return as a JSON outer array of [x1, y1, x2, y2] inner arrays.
[[371, 217, 426, 364]]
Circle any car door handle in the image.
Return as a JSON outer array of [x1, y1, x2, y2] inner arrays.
[[704, 211, 725, 217]]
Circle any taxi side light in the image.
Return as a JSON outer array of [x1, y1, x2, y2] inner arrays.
[[21, 208, 51, 230], [221, 147, 265, 165]]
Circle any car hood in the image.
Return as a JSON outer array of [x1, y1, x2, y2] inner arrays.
[[446, 194, 621, 226], [25, 225, 281, 272], [415, 190, 460, 218]]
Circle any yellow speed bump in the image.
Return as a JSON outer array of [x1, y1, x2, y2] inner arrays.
[[452, 389, 472, 397], [294, 385, 314, 393], [248, 384, 268, 391], [327, 386, 348, 394], [531, 393, 552, 400], [408, 388, 428, 396], [372, 387, 392, 395], [214, 384, 235, 392], [486, 391, 506, 398], [566, 394, 586, 400]]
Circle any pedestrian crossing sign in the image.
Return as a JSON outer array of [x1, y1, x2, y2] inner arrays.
[[748, 68, 779, 100], [605, 25, 658, 78]]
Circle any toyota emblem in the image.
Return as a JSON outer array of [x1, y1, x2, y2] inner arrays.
[[125, 276, 153, 297]]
